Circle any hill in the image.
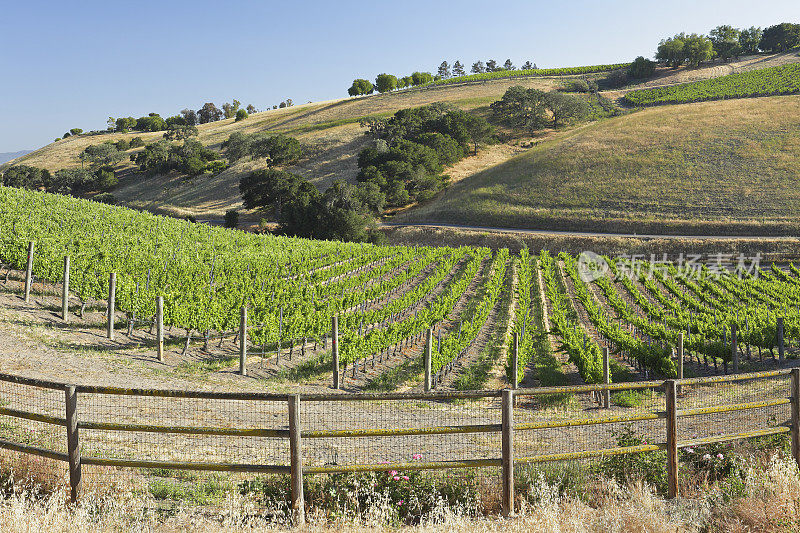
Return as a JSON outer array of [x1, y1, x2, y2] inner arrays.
[[5, 52, 800, 226], [0, 150, 32, 164], [394, 95, 800, 236]]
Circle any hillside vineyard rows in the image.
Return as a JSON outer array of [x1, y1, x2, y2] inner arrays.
[[624, 63, 800, 105], [3, 186, 800, 389]]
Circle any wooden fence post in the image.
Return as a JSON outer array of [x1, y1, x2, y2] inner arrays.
[[778, 317, 785, 362], [424, 328, 432, 392], [501, 389, 515, 517], [677, 333, 684, 395], [288, 394, 305, 525], [512, 333, 519, 390], [239, 306, 247, 376], [792, 368, 800, 472], [62, 256, 70, 321], [23, 241, 34, 303], [602, 347, 610, 409], [106, 273, 116, 340], [731, 323, 738, 373], [156, 296, 164, 362], [332, 316, 340, 389], [665, 379, 678, 499], [65, 385, 81, 503]]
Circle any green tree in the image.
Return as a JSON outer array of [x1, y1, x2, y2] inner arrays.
[[115, 117, 137, 132], [471, 61, 485, 74], [1, 165, 50, 190], [223, 132, 302, 165], [80, 143, 125, 167], [739, 27, 763, 54], [485, 59, 498, 72], [197, 103, 223, 123], [544, 91, 590, 127], [106, 117, 116, 131], [491, 86, 548, 132], [180, 108, 198, 126], [521, 60, 533, 70], [374, 73, 398, 93], [348, 78, 374, 96], [628, 56, 656, 79], [656, 35, 686, 67], [683, 34, 714, 66], [235, 109, 248, 121], [437, 61, 451, 78], [503, 59, 515, 70], [224, 209, 239, 228], [710, 25, 742, 61], [69, 128, 83, 136], [246, 104, 257, 114], [136, 114, 167, 132], [222, 100, 241, 119], [759, 23, 800, 52], [411, 71, 433, 85], [163, 124, 199, 140], [452, 60, 465, 76]]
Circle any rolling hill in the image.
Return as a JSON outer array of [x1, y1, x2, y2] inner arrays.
[[5, 51, 800, 232]]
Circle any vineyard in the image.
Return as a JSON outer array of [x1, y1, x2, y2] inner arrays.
[[2, 185, 800, 394], [623, 63, 800, 106], [421, 62, 631, 89]]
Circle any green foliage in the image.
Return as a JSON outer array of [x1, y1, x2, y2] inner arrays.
[[348, 78, 374, 96], [223, 132, 302, 165], [375, 73, 398, 93], [222, 99, 241, 119], [133, 139, 220, 176], [760, 23, 800, 52], [224, 209, 239, 229], [492, 87, 594, 129], [356, 104, 491, 206], [135, 114, 167, 132], [115, 139, 130, 151], [600, 425, 667, 493], [410, 71, 433, 86], [628, 56, 656, 79], [80, 142, 125, 167], [129, 137, 145, 149], [93, 192, 117, 204], [739, 26, 763, 55], [197, 102, 223, 123], [624, 63, 800, 106], [234, 108, 248, 121], [681, 442, 743, 483], [710, 25, 742, 61], [1, 165, 51, 190], [423, 62, 630, 88], [115, 117, 136, 132], [163, 124, 199, 141], [561, 78, 595, 93], [69, 128, 83, 136]]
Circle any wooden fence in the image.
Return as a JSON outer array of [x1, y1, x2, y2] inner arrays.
[[0, 368, 796, 524]]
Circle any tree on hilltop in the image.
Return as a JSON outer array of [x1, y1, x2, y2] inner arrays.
[[437, 61, 451, 78], [452, 60, 465, 76], [198, 103, 223, 123], [471, 60, 485, 74]]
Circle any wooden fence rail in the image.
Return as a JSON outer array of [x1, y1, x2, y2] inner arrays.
[[0, 368, 796, 525]]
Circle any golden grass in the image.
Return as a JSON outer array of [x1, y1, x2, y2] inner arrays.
[[396, 95, 800, 235]]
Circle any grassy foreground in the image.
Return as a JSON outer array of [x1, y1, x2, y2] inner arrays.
[[397, 95, 800, 235]]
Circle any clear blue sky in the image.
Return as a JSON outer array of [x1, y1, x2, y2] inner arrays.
[[1, 0, 798, 152]]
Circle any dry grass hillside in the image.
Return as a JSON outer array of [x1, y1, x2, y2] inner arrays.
[[396, 95, 800, 236], [5, 51, 800, 223]]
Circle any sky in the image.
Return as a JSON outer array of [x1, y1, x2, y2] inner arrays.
[[1, 0, 798, 152]]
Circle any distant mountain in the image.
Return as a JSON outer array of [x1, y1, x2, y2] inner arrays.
[[0, 150, 32, 165]]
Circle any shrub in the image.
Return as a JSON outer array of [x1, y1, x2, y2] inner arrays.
[[599, 425, 667, 493], [69, 128, 83, 136], [1, 165, 51, 190], [93, 167, 118, 190], [563, 79, 591, 93], [235, 109, 248, 122], [223, 132, 302, 165], [115, 139, 130, 151], [224, 209, 239, 228], [205, 160, 229, 174], [628, 56, 656, 79], [93, 192, 117, 204], [129, 137, 145, 148]]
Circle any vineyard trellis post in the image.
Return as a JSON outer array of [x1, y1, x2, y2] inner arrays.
[[778, 317, 785, 362], [512, 332, 519, 390], [156, 296, 164, 362], [288, 394, 305, 525], [602, 347, 610, 409], [665, 379, 678, 499], [677, 333, 684, 394], [65, 384, 81, 503], [62, 256, 70, 322], [107, 273, 116, 340], [501, 389, 515, 517], [731, 323, 738, 373], [239, 306, 247, 376], [23, 241, 34, 303], [792, 368, 800, 471], [332, 316, 340, 390], [424, 328, 432, 392]]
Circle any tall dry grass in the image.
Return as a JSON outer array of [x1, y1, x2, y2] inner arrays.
[[1, 455, 798, 532]]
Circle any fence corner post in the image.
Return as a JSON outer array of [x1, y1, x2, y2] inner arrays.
[[791, 368, 800, 472], [288, 394, 305, 525], [332, 316, 340, 390], [239, 306, 247, 375], [512, 332, 519, 390], [424, 328, 432, 392], [501, 389, 515, 517], [23, 241, 34, 303], [602, 347, 610, 409], [62, 256, 70, 322], [106, 272, 116, 340], [665, 379, 678, 499], [156, 296, 164, 362], [65, 385, 81, 503]]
